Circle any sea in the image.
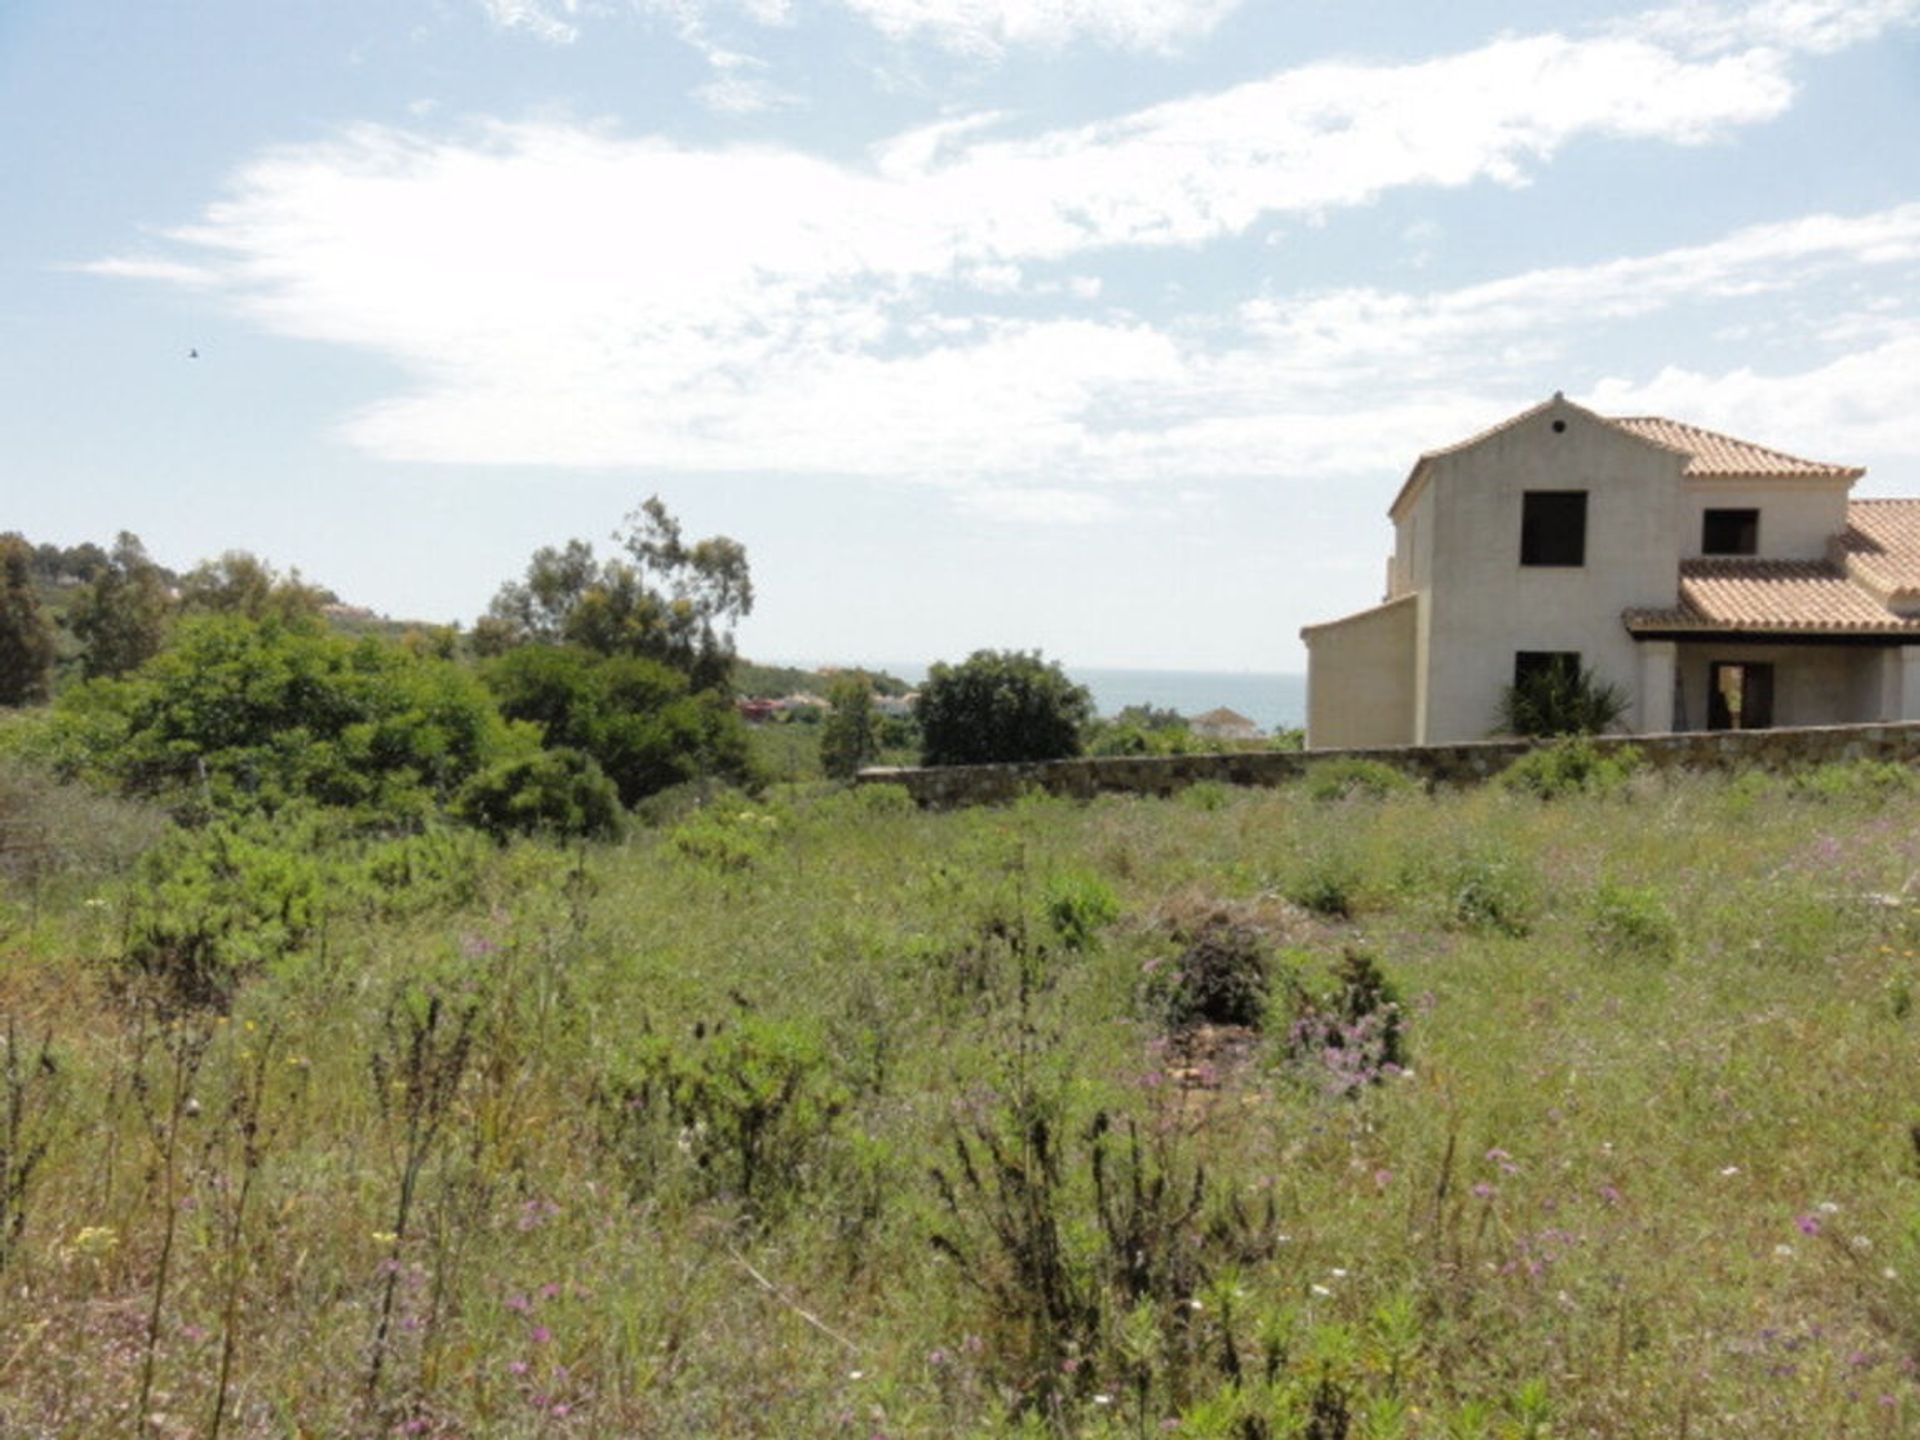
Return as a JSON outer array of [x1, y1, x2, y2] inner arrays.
[[865, 664, 1307, 734]]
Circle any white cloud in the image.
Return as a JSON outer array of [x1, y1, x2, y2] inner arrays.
[[476, 0, 1240, 53], [1627, 0, 1920, 56], [76, 257, 223, 288], [88, 7, 1920, 506], [1586, 336, 1920, 470], [478, 0, 587, 44], [1238, 205, 1920, 370], [834, 0, 1241, 55], [694, 48, 798, 112]]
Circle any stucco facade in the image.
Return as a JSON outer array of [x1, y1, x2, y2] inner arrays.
[[1302, 395, 1920, 748]]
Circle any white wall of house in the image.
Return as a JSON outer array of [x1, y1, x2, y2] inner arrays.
[[1301, 593, 1420, 748], [1678, 478, 1851, 561], [1416, 398, 1685, 743]]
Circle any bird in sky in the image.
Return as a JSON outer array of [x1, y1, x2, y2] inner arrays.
[[188, 348, 199, 358]]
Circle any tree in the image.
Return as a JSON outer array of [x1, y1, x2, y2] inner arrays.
[[48, 614, 519, 821], [819, 672, 880, 779], [0, 532, 57, 705], [178, 550, 329, 624], [479, 498, 752, 690], [482, 644, 754, 806], [69, 531, 171, 678], [915, 650, 1092, 767]]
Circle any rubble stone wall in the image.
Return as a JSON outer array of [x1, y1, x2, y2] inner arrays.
[[854, 722, 1920, 808]]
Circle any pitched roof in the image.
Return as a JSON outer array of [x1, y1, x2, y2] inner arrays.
[[1624, 559, 1920, 636], [1388, 394, 1581, 517], [1606, 417, 1864, 480], [1834, 499, 1920, 598], [1388, 396, 1866, 518], [1191, 707, 1256, 727]]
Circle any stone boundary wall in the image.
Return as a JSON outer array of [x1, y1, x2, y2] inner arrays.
[[855, 721, 1920, 808]]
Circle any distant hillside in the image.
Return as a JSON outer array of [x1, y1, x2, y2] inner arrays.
[[732, 660, 912, 698]]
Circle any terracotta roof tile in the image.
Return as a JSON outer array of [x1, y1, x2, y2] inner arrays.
[[1625, 559, 1920, 635], [1834, 499, 1920, 597], [1606, 417, 1864, 479]]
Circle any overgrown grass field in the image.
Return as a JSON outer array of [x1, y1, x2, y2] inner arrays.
[[5, 755, 1920, 1437]]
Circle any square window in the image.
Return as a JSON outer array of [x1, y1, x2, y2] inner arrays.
[[1702, 508, 1759, 555], [1520, 491, 1587, 566]]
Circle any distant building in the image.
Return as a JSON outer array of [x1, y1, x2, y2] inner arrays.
[[1189, 707, 1263, 742], [1300, 393, 1920, 748]]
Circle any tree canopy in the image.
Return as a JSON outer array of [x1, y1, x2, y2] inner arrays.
[[0, 532, 57, 706], [915, 650, 1092, 767], [477, 498, 751, 691], [69, 531, 171, 679]]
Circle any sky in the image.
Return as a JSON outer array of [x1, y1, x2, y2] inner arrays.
[[5, 0, 1920, 672]]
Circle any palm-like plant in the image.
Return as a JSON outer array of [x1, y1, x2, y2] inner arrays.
[[1497, 662, 1629, 737]]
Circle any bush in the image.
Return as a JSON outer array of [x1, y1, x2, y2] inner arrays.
[[1497, 661, 1629, 737], [1150, 918, 1271, 1030], [667, 799, 782, 873], [1790, 758, 1918, 805], [1304, 758, 1415, 803], [1285, 948, 1407, 1096], [452, 747, 624, 842], [1043, 870, 1120, 952], [483, 645, 755, 807], [916, 650, 1092, 767], [608, 1014, 848, 1212], [124, 813, 326, 1010], [46, 614, 518, 824], [1445, 848, 1537, 936], [1588, 881, 1679, 960], [1500, 737, 1642, 799], [819, 672, 881, 779], [1287, 848, 1362, 919]]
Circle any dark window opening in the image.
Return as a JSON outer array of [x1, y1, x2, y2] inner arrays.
[[1514, 651, 1581, 690], [1702, 508, 1760, 556], [1520, 491, 1587, 566], [1551, 419, 1567, 433], [1707, 661, 1774, 731]]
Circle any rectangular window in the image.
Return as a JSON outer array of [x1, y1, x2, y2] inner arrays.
[[1520, 491, 1587, 566], [1513, 651, 1580, 690], [1701, 508, 1760, 555]]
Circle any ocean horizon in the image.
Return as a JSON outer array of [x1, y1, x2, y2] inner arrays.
[[798, 662, 1308, 733]]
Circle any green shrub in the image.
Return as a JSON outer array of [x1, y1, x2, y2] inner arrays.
[[45, 614, 518, 824], [1444, 847, 1537, 936], [667, 799, 781, 872], [1588, 880, 1679, 960], [452, 747, 624, 842], [1790, 758, 1919, 805], [1304, 758, 1415, 803], [916, 649, 1092, 766], [609, 1014, 849, 1212], [483, 644, 754, 806], [852, 781, 914, 815], [1043, 870, 1121, 952], [1150, 918, 1271, 1030], [1181, 779, 1231, 811], [1287, 848, 1362, 919], [124, 813, 326, 1009], [1497, 660, 1629, 737], [1500, 737, 1641, 799]]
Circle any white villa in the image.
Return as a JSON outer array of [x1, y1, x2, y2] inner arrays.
[[1300, 393, 1920, 749]]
